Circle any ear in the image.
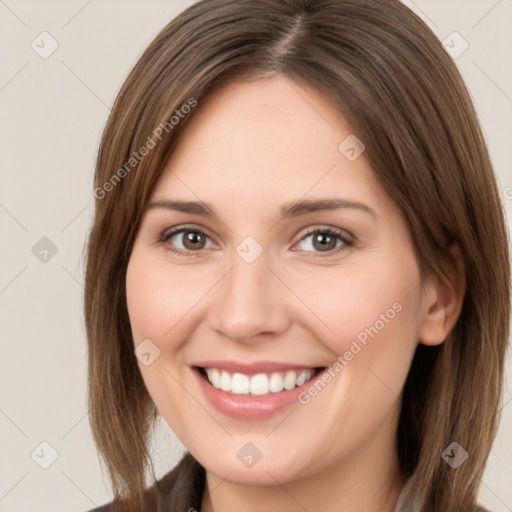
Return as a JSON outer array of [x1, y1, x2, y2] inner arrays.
[[418, 243, 466, 346]]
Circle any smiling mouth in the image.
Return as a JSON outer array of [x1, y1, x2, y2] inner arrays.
[[195, 366, 324, 396]]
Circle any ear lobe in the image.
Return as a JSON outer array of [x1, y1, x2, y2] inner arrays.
[[418, 244, 466, 347]]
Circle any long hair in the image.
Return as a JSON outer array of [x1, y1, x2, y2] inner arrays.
[[83, 1, 511, 510]]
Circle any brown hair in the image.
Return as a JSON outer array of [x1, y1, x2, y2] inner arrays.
[[84, 0, 511, 510]]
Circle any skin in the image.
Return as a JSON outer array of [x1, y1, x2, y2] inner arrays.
[[125, 76, 465, 512]]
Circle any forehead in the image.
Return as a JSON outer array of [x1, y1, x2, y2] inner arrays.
[[151, 77, 387, 218]]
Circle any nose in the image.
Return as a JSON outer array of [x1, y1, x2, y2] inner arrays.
[[208, 250, 291, 344]]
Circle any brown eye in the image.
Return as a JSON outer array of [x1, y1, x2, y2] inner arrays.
[[181, 231, 207, 250], [311, 232, 338, 251], [160, 227, 214, 255], [295, 227, 354, 254]]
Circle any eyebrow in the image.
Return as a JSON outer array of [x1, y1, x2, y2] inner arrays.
[[146, 198, 378, 220]]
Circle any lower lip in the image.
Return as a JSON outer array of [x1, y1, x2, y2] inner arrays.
[[192, 367, 323, 420]]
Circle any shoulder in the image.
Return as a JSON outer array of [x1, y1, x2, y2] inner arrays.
[[86, 451, 205, 512]]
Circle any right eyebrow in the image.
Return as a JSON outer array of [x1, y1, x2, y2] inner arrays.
[[146, 200, 216, 217]]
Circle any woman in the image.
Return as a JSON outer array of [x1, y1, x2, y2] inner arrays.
[[84, 0, 510, 511]]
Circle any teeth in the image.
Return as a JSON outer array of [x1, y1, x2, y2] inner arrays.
[[250, 374, 269, 395], [269, 372, 283, 392], [208, 368, 221, 389], [220, 371, 231, 391], [232, 373, 250, 394], [204, 368, 316, 396], [296, 371, 307, 386]]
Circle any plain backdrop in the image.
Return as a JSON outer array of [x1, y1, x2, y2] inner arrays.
[[0, 1, 511, 511]]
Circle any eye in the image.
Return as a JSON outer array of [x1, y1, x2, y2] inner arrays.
[[294, 227, 354, 254], [159, 226, 215, 256]]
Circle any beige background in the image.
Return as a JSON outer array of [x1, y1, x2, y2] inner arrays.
[[0, 1, 511, 510]]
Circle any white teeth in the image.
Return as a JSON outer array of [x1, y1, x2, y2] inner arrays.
[[232, 373, 250, 394], [203, 368, 316, 396], [283, 371, 297, 390], [250, 374, 269, 395], [220, 371, 231, 391], [269, 372, 284, 392], [296, 371, 307, 386]]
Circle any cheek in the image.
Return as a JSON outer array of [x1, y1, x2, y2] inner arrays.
[[286, 256, 421, 447], [125, 249, 204, 423], [288, 251, 422, 371], [126, 250, 211, 348]]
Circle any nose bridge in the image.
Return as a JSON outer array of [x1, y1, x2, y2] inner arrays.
[[209, 247, 289, 342]]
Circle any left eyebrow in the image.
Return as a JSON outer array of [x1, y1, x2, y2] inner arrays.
[[279, 198, 378, 220], [146, 197, 378, 221]]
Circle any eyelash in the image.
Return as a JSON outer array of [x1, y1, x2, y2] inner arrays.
[[158, 225, 355, 258]]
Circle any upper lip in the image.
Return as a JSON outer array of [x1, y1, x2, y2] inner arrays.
[[192, 360, 325, 375]]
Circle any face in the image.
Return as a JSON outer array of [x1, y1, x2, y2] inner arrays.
[[126, 76, 426, 486]]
